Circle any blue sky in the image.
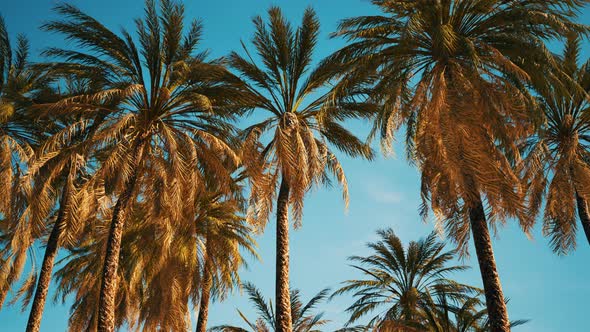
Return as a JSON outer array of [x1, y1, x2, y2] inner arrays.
[[1, 1, 590, 331]]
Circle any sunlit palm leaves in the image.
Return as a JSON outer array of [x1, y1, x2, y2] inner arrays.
[[40, 1, 247, 329], [0, 15, 53, 309], [327, 0, 588, 250], [235, 6, 374, 227], [522, 35, 590, 254], [194, 189, 259, 332], [231, 7, 373, 331]]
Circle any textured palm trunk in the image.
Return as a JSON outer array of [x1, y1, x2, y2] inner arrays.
[[195, 240, 213, 332], [575, 192, 590, 246], [469, 195, 510, 332], [97, 142, 144, 332], [275, 178, 292, 332], [25, 182, 70, 332]]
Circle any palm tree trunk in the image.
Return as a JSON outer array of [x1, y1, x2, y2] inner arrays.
[[97, 142, 144, 332], [275, 178, 292, 332], [195, 241, 213, 332], [25, 182, 71, 332], [469, 195, 510, 332], [575, 192, 590, 246]]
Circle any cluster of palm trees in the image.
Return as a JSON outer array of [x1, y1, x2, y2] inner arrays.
[[213, 230, 526, 332], [1, 0, 589, 331], [331, 230, 527, 332]]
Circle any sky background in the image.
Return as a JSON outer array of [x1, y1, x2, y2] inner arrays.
[[1, 1, 590, 331]]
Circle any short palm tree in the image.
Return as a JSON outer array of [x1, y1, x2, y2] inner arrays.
[[194, 190, 258, 332], [333, 229, 475, 329], [42, 1, 246, 330], [522, 35, 590, 254], [232, 7, 374, 330], [327, 1, 587, 330], [23, 152, 89, 332], [211, 282, 330, 332]]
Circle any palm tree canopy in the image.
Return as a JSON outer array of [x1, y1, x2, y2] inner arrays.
[[333, 229, 476, 328], [522, 35, 590, 254], [0, 15, 56, 309], [39, 0, 248, 229], [233, 6, 374, 227], [325, 0, 590, 251]]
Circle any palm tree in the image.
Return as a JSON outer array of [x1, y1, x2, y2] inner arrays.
[[194, 190, 258, 332], [333, 229, 475, 329], [0, 15, 51, 308], [42, 1, 246, 330], [0, 48, 102, 330], [211, 282, 330, 332], [326, 1, 587, 330], [522, 35, 590, 254], [23, 153, 87, 332], [23, 76, 116, 332], [232, 7, 374, 330]]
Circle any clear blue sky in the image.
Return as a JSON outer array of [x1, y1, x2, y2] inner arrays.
[[1, 1, 590, 331]]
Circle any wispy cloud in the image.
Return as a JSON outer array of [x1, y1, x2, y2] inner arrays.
[[362, 177, 404, 204]]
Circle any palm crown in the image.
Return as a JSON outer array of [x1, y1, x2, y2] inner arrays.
[[231, 7, 374, 331], [326, 0, 588, 248], [523, 35, 590, 254], [333, 229, 475, 328], [235, 6, 374, 226]]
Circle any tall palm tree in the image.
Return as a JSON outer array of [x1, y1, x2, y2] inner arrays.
[[211, 282, 330, 332], [23, 76, 116, 332], [23, 153, 87, 332], [232, 7, 374, 330], [42, 1, 246, 330], [332, 229, 475, 329], [326, 1, 588, 330], [0, 14, 53, 309], [194, 190, 258, 332], [522, 35, 590, 254]]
